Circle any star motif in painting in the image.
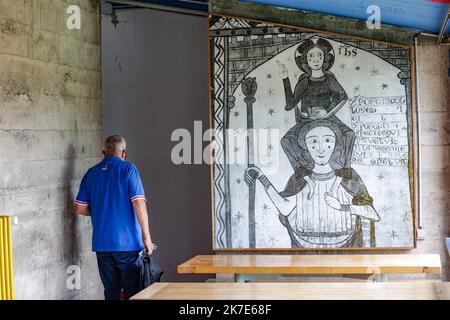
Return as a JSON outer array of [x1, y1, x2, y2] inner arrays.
[[267, 88, 275, 96], [266, 73, 272, 79], [339, 63, 346, 71], [355, 65, 361, 71], [379, 205, 390, 213], [352, 86, 360, 93], [234, 146, 240, 153], [376, 174, 384, 181], [262, 204, 269, 212], [233, 111, 240, 117], [381, 83, 389, 90], [389, 230, 398, 239], [235, 211, 244, 222], [236, 178, 242, 184], [369, 67, 380, 77], [267, 108, 276, 116]]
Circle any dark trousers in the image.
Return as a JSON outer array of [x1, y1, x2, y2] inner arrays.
[[96, 250, 142, 300]]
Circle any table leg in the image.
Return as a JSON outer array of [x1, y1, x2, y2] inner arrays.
[[234, 274, 282, 282], [235, 274, 248, 283], [234, 273, 389, 282], [375, 274, 388, 282]]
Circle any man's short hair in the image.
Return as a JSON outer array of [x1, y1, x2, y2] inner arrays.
[[104, 135, 126, 154]]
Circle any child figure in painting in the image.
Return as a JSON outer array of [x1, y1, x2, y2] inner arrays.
[[277, 37, 356, 198], [244, 120, 379, 248]]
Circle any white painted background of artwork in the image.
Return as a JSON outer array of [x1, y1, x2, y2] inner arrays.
[[226, 36, 414, 249]]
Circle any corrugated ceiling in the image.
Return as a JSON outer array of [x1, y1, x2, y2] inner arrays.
[[108, 0, 450, 34], [243, 0, 450, 34]]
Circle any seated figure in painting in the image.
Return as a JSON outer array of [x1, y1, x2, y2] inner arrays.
[[244, 120, 380, 248], [277, 37, 357, 198]]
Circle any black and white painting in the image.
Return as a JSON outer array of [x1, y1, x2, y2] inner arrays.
[[210, 16, 416, 250]]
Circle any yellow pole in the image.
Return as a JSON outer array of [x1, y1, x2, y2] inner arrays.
[[0, 218, 5, 300], [0, 216, 14, 300], [6, 217, 14, 300], [2, 217, 7, 300]]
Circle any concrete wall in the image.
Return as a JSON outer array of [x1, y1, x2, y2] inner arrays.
[[0, 0, 103, 299], [102, 6, 449, 281], [102, 8, 212, 282], [415, 43, 450, 279]]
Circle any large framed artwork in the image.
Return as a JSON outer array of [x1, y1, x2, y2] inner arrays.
[[209, 14, 417, 250]]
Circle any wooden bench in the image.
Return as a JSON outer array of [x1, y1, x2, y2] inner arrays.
[[205, 278, 441, 283], [177, 254, 442, 282], [131, 282, 450, 300]]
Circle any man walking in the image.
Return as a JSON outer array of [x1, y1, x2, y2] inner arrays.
[[74, 135, 154, 300]]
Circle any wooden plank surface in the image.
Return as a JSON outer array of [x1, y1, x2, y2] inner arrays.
[[206, 278, 442, 283], [177, 254, 441, 275], [131, 282, 450, 300]]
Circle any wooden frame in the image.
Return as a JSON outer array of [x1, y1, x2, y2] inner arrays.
[[208, 13, 418, 251]]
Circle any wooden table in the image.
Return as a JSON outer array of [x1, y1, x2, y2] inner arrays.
[[131, 282, 450, 300], [177, 254, 442, 282]]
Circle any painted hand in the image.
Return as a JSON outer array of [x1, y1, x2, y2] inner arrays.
[[299, 110, 309, 118], [277, 60, 288, 79], [244, 166, 263, 186], [324, 192, 342, 210]]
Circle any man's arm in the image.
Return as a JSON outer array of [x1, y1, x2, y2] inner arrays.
[[74, 203, 91, 216], [75, 173, 90, 216], [132, 199, 154, 254]]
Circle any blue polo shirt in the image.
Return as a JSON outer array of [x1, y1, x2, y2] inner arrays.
[[76, 156, 146, 252]]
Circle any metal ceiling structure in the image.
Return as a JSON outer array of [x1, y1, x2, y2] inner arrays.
[[107, 0, 208, 15], [437, 3, 450, 43], [106, 0, 450, 40], [243, 0, 450, 35]]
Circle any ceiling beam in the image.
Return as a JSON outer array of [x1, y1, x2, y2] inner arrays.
[[210, 0, 420, 46], [106, 0, 208, 16]]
